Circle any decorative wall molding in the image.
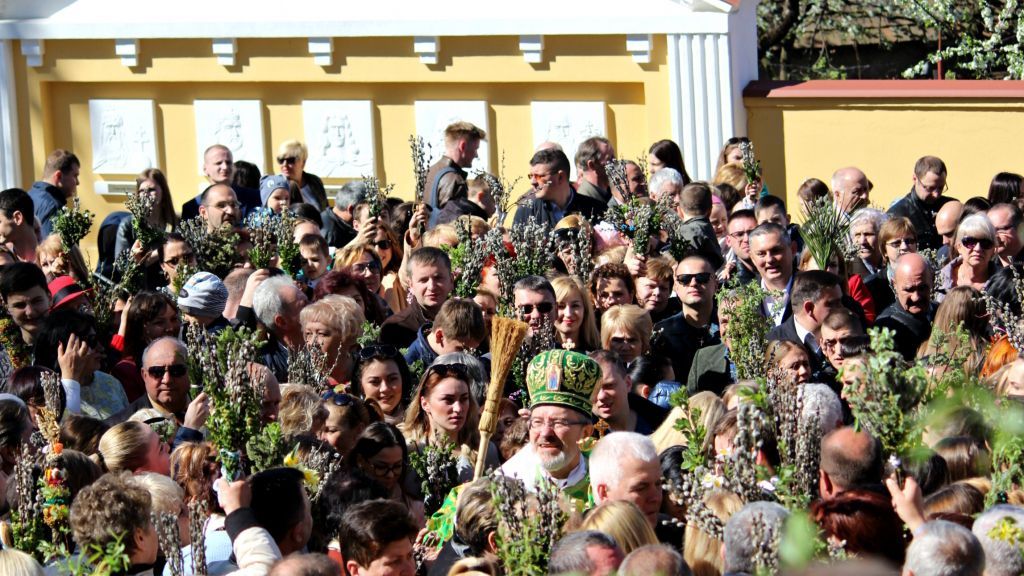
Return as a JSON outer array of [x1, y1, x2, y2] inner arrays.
[[308, 37, 333, 66], [114, 38, 138, 67], [413, 36, 438, 65], [519, 35, 543, 64], [20, 38, 43, 67], [626, 34, 652, 64], [212, 37, 237, 66]]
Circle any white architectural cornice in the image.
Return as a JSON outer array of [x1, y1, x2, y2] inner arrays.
[[413, 36, 438, 65], [519, 35, 543, 64], [307, 37, 333, 66], [20, 38, 43, 66], [212, 38, 237, 66], [114, 38, 137, 67]]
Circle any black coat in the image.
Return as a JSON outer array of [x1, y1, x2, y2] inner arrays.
[[875, 302, 934, 361], [512, 188, 606, 228], [887, 189, 954, 252], [651, 313, 720, 388]]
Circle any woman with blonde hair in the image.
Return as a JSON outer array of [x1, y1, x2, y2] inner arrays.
[[170, 441, 234, 570], [37, 234, 91, 285], [552, 275, 601, 353], [334, 242, 385, 302], [600, 304, 653, 366], [684, 490, 744, 576], [276, 139, 328, 210], [766, 340, 811, 385], [95, 420, 170, 475], [579, 500, 658, 555], [917, 285, 990, 373], [937, 214, 997, 300], [650, 391, 726, 454], [402, 361, 494, 483], [279, 383, 329, 438], [713, 162, 760, 210], [299, 294, 365, 387]]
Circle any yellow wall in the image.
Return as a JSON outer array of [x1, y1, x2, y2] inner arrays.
[[745, 96, 1024, 214], [15, 36, 673, 260]]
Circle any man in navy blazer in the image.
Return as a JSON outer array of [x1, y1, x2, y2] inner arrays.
[[767, 270, 845, 381]]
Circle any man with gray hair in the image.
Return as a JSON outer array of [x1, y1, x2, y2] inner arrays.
[[253, 275, 309, 382], [513, 275, 557, 337], [320, 180, 366, 249], [619, 544, 691, 576], [649, 167, 685, 209], [972, 505, 1024, 576], [903, 520, 985, 576], [589, 431, 662, 527], [575, 136, 616, 205], [549, 530, 623, 576], [800, 383, 843, 436], [723, 501, 789, 576]]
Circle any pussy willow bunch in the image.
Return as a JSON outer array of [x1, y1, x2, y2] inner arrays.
[[154, 512, 184, 576], [171, 260, 198, 300], [287, 342, 334, 395], [247, 419, 287, 474], [509, 317, 558, 407], [842, 327, 928, 458], [725, 402, 772, 504], [408, 439, 460, 516], [112, 245, 145, 295], [277, 210, 302, 277], [669, 389, 711, 472], [476, 152, 522, 225], [717, 283, 774, 379], [178, 217, 240, 279], [983, 264, 1024, 353], [357, 321, 382, 347], [362, 175, 393, 220], [749, 511, 782, 576], [52, 197, 94, 251], [126, 188, 166, 249], [446, 219, 488, 298], [661, 203, 697, 262], [245, 209, 302, 275], [0, 307, 30, 370], [190, 325, 265, 479], [766, 374, 821, 509], [604, 159, 635, 204], [409, 135, 431, 205], [558, 225, 594, 287], [188, 500, 209, 576], [305, 445, 342, 502], [62, 532, 131, 576], [10, 443, 47, 561], [488, 218, 555, 315], [603, 196, 662, 257], [740, 140, 761, 185], [665, 471, 725, 540], [490, 475, 568, 576], [800, 195, 850, 273]]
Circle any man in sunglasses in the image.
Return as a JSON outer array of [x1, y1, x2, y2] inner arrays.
[[888, 155, 954, 252], [651, 254, 720, 385], [514, 275, 557, 337], [107, 338, 209, 445], [875, 253, 935, 361], [180, 144, 261, 221], [498, 349, 600, 510], [513, 148, 606, 228]]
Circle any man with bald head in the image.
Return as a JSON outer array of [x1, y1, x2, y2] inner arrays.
[[819, 427, 883, 498], [831, 167, 871, 214], [199, 184, 241, 232], [935, 199, 963, 264], [181, 144, 261, 221], [875, 253, 935, 360], [989, 203, 1024, 268]]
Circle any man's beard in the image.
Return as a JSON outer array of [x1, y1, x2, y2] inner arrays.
[[538, 448, 570, 472]]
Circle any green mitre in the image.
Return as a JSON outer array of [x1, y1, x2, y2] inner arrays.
[[526, 349, 600, 416]]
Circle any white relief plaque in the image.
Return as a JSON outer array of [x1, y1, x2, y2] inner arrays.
[[89, 99, 158, 174], [194, 100, 265, 172], [531, 101, 607, 180], [302, 100, 375, 178], [414, 100, 489, 173]]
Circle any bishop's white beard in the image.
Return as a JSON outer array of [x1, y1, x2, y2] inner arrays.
[[538, 448, 570, 472]]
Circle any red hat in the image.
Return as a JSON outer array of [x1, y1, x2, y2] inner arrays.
[[48, 276, 92, 312]]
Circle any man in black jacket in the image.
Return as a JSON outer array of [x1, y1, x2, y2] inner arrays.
[[320, 181, 366, 249], [513, 148, 606, 228], [887, 155, 953, 251], [767, 270, 844, 383], [652, 253, 720, 385], [875, 253, 935, 360]]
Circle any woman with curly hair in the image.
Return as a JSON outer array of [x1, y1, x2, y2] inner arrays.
[[69, 472, 159, 574], [300, 294, 365, 388]]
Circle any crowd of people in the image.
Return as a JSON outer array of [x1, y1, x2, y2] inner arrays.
[[0, 120, 1021, 576]]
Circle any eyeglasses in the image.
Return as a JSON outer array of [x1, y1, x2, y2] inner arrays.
[[321, 390, 355, 407], [728, 230, 752, 240], [528, 418, 590, 432], [426, 362, 471, 380], [367, 460, 404, 478], [146, 364, 188, 379], [676, 272, 712, 286], [518, 302, 554, 315], [371, 240, 391, 250], [885, 238, 918, 250], [962, 236, 994, 250], [277, 156, 298, 165], [352, 261, 382, 274], [358, 344, 400, 361], [163, 253, 195, 267]]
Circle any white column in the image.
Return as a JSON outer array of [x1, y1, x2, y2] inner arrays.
[[0, 40, 22, 189]]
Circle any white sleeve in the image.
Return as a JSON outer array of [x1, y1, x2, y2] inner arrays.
[[62, 378, 81, 414]]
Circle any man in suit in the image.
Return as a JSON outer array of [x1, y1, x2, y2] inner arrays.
[[652, 253, 720, 386], [749, 222, 795, 326], [767, 270, 844, 383], [875, 253, 935, 361]]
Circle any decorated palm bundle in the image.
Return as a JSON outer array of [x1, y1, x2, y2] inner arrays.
[[475, 316, 529, 478], [361, 175, 393, 220], [800, 195, 851, 271], [189, 500, 209, 576]]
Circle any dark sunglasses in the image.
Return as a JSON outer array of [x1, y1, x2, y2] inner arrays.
[[553, 227, 580, 243], [321, 390, 355, 407], [518, 302, 554, 315], [276, 156, 298, 165], [358, 344, 400, 361], [147, 364, 188, 378], [961, 236, 994, 250], [371, 240, 391, 250], [676, 272, 712, 286], [426, 362, 471, 379]]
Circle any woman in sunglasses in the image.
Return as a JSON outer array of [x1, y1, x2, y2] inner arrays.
[[371, 225, 407, 314], [333, 243, 394, 315], [552, 275, 601, 353], [352, 344, 415, 426], [936, 214, 997, 302], [402, 361, 494, 483], [347, 422, 426, 526], [865, 217, 919, 314], [276, 140, 328, 211], [319, 391, 372, 457], [299, 295, 365, 388]]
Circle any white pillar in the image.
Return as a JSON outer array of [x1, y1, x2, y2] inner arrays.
[[0, 40, 21, 189], [667, 2, 759, 182]]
